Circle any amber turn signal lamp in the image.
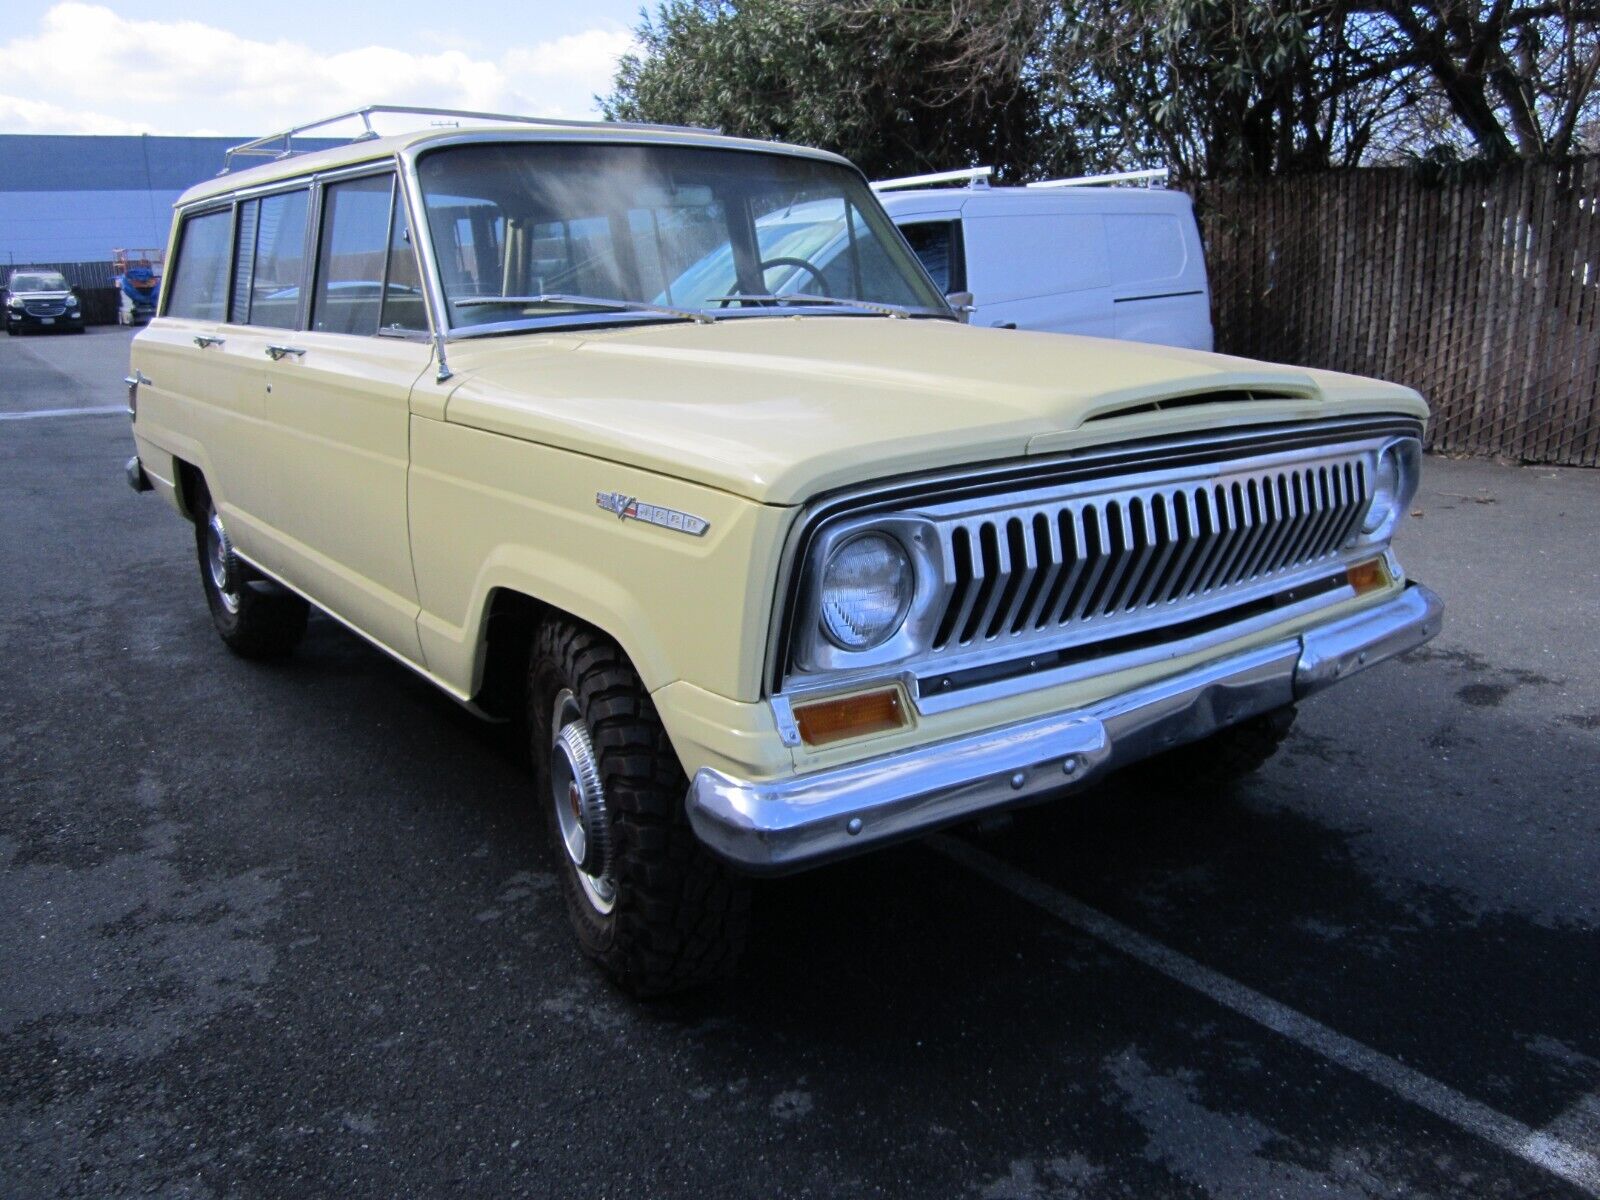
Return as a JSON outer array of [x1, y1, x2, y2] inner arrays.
[[1346, 557, 1389, 595], [793, 688, 908, 747]]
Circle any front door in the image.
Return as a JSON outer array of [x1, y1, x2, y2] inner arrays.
[[255, 172, 434, 664]]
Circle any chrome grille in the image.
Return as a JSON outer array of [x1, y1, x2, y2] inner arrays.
[[24, 302, 66, 316], [929, 455, 1369, 653]]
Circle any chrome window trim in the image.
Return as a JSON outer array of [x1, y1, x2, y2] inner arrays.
[[396, 135, 954, 348], [168, 155, 432, 341], [763, 415, 1425, 697]]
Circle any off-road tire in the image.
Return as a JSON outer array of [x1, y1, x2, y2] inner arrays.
[[193, 488, 308, 659], [528, 619, 750, 996], [1141, 704, 1298, 793]]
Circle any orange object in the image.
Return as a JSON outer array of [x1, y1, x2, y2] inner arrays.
[[1347, 557, 1389, 595], [794, 688, 908, 746]]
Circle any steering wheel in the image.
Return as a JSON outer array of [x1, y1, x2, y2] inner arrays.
[[716, 255, 834, 308], [759, 255, 831, 295]]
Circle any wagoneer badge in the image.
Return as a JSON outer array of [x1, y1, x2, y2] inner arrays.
[[596, 492, 710, 537]]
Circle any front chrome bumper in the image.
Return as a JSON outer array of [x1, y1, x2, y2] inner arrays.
[[687, 583, 1443, 873]]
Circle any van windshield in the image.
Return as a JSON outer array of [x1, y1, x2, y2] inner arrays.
[[414, 141, 949, 331]]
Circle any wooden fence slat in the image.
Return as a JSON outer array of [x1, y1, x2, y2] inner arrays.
[[1198, 158, 1600, 467]]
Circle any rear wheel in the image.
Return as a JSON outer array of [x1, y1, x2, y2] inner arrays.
[[528, 619, 749, 996], [193, 488, 308, 659]]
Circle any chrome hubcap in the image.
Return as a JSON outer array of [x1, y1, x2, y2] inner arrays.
[[207, 511, 241, 614], [549, 689, 616, 914]]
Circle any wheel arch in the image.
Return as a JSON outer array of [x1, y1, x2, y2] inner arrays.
[[470, 585, 663, 723]]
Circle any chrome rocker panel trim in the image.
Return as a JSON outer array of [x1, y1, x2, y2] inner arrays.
[[688, 583, 1442, 873]]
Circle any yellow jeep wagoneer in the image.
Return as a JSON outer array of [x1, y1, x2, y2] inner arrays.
[[125, 107, 1441, 994]]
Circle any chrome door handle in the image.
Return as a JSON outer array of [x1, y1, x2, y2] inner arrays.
[[264, 345, 305, 361], [193, 334, 225, 349]]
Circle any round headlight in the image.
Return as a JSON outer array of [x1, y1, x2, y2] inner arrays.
[[819, 532, 913, 650], [1362, 443, 1408, 535]]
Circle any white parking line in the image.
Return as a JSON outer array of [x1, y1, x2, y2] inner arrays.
[[0, 406, 125, 421], [929, 834, 1600, 1197]]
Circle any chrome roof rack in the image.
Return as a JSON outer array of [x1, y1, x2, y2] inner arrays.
[[872, 166, 993, 192], [1026, 168, 1169, 189], [218, 104, 722, 175]]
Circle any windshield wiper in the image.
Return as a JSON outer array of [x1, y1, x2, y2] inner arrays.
[[452, 293, 714, 325], [707, 292, 913, 319]]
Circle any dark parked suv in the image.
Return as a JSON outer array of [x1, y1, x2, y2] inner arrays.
[[5, 270, 85, 334]]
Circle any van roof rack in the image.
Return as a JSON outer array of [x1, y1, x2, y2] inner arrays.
[[871, 166, 993, 192], [1026, 168, 1169, 189], [219, 104, 722, 175]]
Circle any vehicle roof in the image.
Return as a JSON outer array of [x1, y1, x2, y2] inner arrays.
[[877, 185, 1196, 216], [175, 124, 858, 209]]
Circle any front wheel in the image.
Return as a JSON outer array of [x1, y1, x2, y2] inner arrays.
[[193, 490, 308, 659], [528, 619, 749, 996]]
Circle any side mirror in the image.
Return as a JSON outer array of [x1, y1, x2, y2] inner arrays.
[[945, 291, 975, 322]]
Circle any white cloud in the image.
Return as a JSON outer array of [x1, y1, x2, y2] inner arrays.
[[0, 2, 636, 135]]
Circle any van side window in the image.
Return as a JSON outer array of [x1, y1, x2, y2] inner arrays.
[[232, 189, 310, 329], [899, 220, 964, 294], [312, 175, 394, 336], [380, 192, 429, 333], [165, 210, 233, 321]]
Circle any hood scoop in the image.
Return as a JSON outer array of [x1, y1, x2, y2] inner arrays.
[[1082, 388, 1311, 423]]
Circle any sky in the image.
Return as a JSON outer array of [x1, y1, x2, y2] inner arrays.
[[0, 0, 646, 137]]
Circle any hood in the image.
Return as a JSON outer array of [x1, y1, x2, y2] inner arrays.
[[442, 318, 1427, 506], [9, 290, 72, 300]]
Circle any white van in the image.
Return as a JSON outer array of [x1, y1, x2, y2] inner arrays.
[[875, 173, 1214, 351]]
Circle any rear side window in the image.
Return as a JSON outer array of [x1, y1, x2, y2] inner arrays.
[[899, 220, 964, 293], [165, 210, 233, 320], [312, 175, 394, 335], [231, 189, 310, 329]]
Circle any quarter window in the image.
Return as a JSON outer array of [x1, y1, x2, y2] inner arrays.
[[165, 210, 233, 321]]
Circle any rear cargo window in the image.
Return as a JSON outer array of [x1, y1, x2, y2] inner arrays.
[[165, 210, 232, 321]]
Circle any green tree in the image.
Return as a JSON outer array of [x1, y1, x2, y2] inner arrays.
[[604, 0, 1600, 179], [602, 0, 1066, 181]]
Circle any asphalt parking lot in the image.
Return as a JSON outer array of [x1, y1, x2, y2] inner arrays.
[[2, 325, 1598, 1199]]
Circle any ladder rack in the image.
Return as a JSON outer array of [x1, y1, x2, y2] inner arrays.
[[1027, 168, 1168, 189], [219, 105, 719, 175], [871, 165, 1169, 192], [872, 166, 994, 191]]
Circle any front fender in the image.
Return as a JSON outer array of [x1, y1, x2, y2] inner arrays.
[[408, 415, 795, 705]]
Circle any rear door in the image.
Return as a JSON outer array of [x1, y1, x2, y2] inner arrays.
[[134, 204, 277, 531], [254, 170, 433, 664]]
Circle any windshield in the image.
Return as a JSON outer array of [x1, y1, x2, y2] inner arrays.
[[9, 273, 69, 292], [415, 142, 947, 331]]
